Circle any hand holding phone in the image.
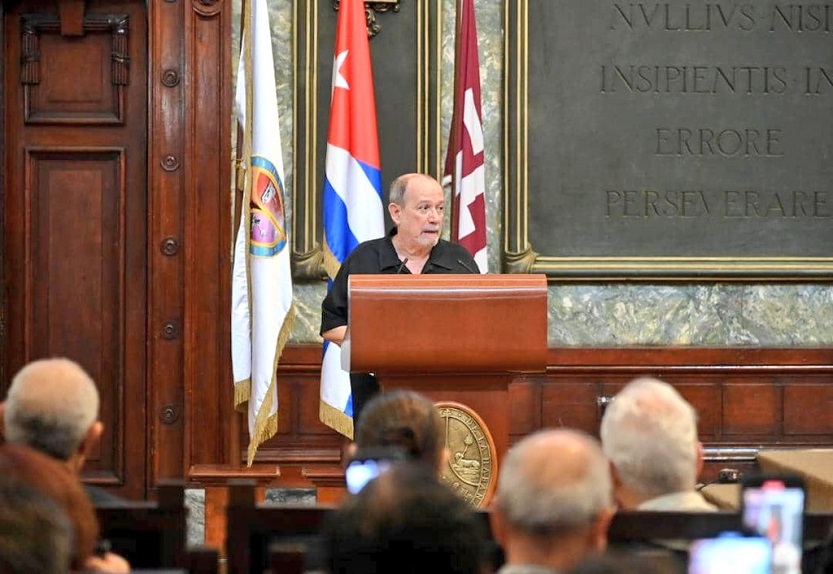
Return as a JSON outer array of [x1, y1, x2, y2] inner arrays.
[[741, 474, 805, 574], [344, 446, 407, 494], [689, 532, 772, 574]]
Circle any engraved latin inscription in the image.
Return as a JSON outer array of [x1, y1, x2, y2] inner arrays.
[[526, 1, 833, 258]]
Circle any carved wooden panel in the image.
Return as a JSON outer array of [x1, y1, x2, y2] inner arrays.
[[20, 12, 129, 124], [724, 381, 779, 436], [25, 149, 126, 483], [3, 0, 147, 498], [784, 381, 833, 435]]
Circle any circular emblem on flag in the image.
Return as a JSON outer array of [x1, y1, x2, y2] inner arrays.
[[248, 155, 287, 256], [435, 401, 497, 508]]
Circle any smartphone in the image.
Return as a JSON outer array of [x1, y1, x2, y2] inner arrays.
[[689, 532, 772, 574], [741, 474, 805, 574], [344, 447, 407, 494]]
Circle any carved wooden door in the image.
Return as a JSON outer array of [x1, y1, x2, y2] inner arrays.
[[2, 0, 148, 498]]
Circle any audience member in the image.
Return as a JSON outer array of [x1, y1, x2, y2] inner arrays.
[[322, 462, 488, 574], [0, 443, 130, 572], [0, 475, 72, 574], [490, 429, 615, 573], [565, 549, 682, 574], [351, 389, 447, 472], [600, 377, 717, 512], [2, 357, 128, 505]]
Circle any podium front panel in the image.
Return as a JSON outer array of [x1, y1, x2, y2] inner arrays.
[[348, 274, 547, 374]]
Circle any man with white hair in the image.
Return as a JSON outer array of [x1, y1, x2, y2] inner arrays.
[[490, 429, 616, 573], [1, 357, 126, 505], [599, 377, 717, 511]]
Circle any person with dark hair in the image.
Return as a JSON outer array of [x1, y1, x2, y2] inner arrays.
[[320, 173, 480, 423], [352, 389, 447, 471], [322, 461, 488, 574], [0, 477, 72, 574], [0, 444, 129, 573]]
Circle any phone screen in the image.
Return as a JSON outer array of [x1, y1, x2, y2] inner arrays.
[[741, 477, 804, 574], [689, 533, 772, 574]]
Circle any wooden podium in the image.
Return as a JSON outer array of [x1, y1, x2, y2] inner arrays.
[[347, 274, 548, 461]]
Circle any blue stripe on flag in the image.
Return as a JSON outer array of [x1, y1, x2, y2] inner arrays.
[[322, 177, 360, 263], [356, 159, 382, 201]]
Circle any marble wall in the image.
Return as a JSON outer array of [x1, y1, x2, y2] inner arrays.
[[233, 0, 833, 347]]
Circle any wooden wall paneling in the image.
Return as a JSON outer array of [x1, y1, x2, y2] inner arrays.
[[3, 1, 148, 498], [241, 346, 833, 490], [182, 0, 233, 469], [723, 379, 780, 436], [507, 377, 539, 440], [541, 377, 603, 435], [28, 149, 127, 488], [784, 379, 833, 436], [148, 0, 186, 483]]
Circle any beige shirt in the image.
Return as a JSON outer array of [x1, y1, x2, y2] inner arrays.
[[637, 490, 720, 512]]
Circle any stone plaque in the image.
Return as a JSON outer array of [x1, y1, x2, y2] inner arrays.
[[507, 1, 833, 277]]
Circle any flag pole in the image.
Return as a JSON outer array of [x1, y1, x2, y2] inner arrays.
[[228, 0, 251, 468]]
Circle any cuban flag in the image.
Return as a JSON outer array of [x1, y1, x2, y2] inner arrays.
[[444, 0, 488, 273], [319, 0, 385, 438], [231, 0, 295, 466]]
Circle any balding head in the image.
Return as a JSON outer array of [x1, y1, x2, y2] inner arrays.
[[600, 377, 699, 499], [3, 358, 99, 461], [495, 429, 613, 537], [388, 173, 442, 206]]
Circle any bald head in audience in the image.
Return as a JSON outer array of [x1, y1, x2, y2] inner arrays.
[[599, 377, 717, 511], [2, 358, 102, 475], [491, 429, 615, 573]]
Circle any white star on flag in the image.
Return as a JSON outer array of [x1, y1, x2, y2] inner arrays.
[[332, 51, 349, 92]]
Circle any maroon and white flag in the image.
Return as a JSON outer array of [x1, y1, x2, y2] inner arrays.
[[444, 0, 487, 273]]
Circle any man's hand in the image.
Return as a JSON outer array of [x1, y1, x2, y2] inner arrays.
[[84, 552, 131, 573], [322, 325, 348, 346]]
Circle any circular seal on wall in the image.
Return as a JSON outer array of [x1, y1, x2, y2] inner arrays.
[[435, 401, 498, 508]]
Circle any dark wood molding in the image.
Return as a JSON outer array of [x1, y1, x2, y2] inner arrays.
[[245, 345, 833, 485]]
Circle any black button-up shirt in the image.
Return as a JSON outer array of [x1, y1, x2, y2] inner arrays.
[[320, 230, 481, 334]]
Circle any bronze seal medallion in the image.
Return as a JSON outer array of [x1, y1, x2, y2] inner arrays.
[[435, 401, 498, 508]]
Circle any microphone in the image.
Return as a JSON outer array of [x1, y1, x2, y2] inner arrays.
[[396, 258, 409, 274], [457, 259, 479, 274]]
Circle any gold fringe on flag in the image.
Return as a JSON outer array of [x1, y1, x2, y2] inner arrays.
[[319, 400, 354, 440], [245, 304, 297, 466], [321, 238, 342, 281], [234, 379, 251, 412]]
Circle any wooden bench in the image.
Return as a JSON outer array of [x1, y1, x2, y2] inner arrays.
[[223, 483, 833, 573], [226, 480, 333, 574], [95, 480, 188, 569]]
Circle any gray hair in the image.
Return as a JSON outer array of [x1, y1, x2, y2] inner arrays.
[[4, 358, 99, 461], [599, 377, 699, 498], [495, 429, 613, 537], [388, 173, 415, 206]]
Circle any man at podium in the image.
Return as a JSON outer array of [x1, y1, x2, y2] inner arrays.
[[320, 172, 480, 420]]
